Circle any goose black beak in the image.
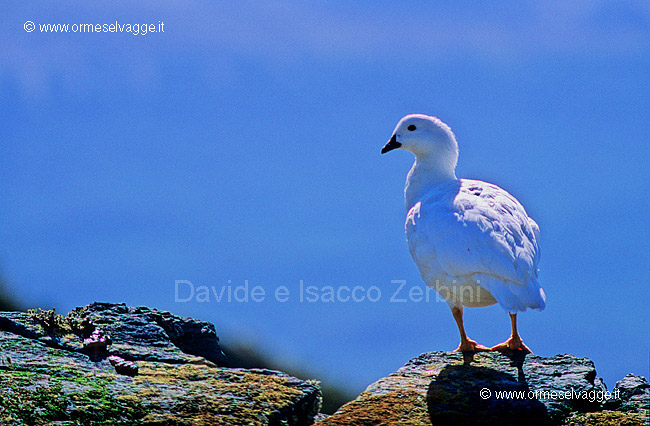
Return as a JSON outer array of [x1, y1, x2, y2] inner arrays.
[[381, 134, 401, 154]]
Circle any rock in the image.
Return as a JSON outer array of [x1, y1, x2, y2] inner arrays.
[[0, 303, 322, 425], [83, 302, 228, 365], [603, 374, 650, 414], [0, 302, 227, 366], [315, 352, 647, 426], [2, 304, 645, 425]]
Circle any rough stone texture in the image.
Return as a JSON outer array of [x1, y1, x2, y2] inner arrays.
[[2, 303, 646, 425], [0, 302, 227, 366], [0, 303, 322, 425], [315, 351, 648, 426], [603, 373, 650, 414]]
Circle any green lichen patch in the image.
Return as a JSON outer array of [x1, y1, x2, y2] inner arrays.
[[0, 382, 68, 425], [0, 374, 146, 426]]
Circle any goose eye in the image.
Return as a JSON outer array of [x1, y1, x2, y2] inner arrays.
[[407, 125, 416, 131]]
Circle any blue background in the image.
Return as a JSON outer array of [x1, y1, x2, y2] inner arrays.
[[2, 1, 649, 394]]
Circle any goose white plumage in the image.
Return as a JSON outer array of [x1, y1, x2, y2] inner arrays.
[[382, 114, 546, 353]]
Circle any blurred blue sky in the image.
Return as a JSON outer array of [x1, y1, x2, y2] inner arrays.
[[1, 1, 649, 393]]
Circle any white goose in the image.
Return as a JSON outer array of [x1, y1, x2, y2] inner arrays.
[[382, 114, 546, 353]]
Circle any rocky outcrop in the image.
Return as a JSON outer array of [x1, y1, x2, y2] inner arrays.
[[1, 303, 647, 426], [315, 352, 648, 426], [604, 373, 650, 414], [0, 303, 322, 425]]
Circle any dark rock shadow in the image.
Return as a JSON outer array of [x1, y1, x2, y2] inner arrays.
[[427, 353, 553, 426]]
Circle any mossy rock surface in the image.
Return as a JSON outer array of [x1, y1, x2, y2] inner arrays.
[[3, 303, 647, 426], [0, 303, 321, 426], [315, 352, 649, 426]]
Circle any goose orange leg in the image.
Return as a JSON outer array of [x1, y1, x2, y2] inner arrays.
[[491, 313, 532, 354], [451, 306, 491, 352]]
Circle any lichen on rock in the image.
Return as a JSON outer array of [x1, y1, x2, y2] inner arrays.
[[315, 352, 649, 426], [1, 303, 647, 426], [0, 303, 322, 426]]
